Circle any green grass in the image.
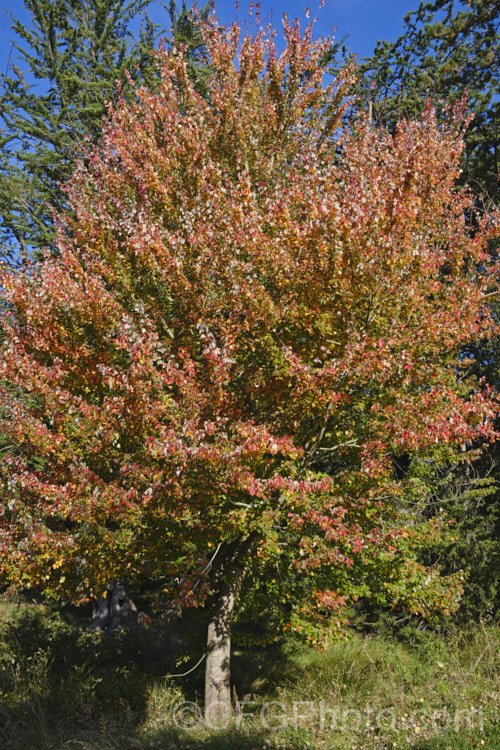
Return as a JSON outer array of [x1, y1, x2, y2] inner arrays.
[[0, 600, 499, 749]]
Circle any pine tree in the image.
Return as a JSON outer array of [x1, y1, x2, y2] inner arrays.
[[166, 0, 211, 98], [0, 0, 157, 267], [359, 0, 500, 201]]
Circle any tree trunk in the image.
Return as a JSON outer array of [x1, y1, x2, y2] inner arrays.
[[204, 534, 257, 724], [87, 581, 138, 632]]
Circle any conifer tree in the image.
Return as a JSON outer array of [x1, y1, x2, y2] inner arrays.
[[360, 0, 499, 201], [0, 0, 156, 267], [166, 0, 212, 98]]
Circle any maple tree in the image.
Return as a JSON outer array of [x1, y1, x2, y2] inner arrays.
[[1, 11, 499, 720]]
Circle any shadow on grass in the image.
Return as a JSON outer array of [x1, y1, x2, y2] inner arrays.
[[0, 604, 175, 747], [3, 604, 497, 750], [0, 604, 298, 750], [1, 717, 305, 750], [4, 719, 498, 750]]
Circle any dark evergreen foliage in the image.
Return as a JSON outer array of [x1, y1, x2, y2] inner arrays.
[[359, 0, 499, 202], [0, 0, 212, 268], [0, 0, 157, 267], [165, 0, 211, 98]]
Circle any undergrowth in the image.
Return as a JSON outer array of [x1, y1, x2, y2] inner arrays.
[[0, 600, 499, 749]]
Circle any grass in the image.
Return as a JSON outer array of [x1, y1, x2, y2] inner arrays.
[[0, 599, 499, 749]]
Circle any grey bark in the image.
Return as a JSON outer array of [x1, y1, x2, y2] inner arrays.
[[204, 534, 258, 724], [87, 581, 138, 632]]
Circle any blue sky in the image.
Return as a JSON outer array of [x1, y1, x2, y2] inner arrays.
[[0, 0, 418, 73]]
